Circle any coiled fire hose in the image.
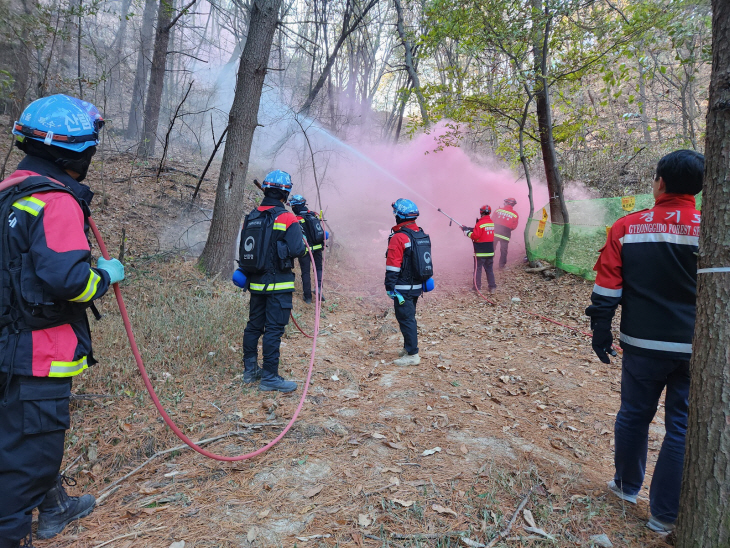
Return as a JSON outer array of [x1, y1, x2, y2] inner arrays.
[[89, 218, 322, 461]]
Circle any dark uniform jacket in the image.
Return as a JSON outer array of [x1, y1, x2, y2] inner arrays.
[[242, 197, 306, 294], [385, 220, 423, 297], [586, 193, 700, 360], [295, 209, 324, 252], [0, 156, 111, 378]]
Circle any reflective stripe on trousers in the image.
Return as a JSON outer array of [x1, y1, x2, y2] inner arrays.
[[395, 284, 422, 290], [249, 282, 296, 292]]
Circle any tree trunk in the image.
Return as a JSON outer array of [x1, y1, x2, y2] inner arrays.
[[197, 0, 283, 276], [126, 0, 157, 140], [138, 0, 173, 157], [393, 0, 429, 127], [675, 1, 730, 545], [299, 0, 378, 116], [531, 0, 569, 272], [108, 0, 132, 100], [638, 54, 652, 144]]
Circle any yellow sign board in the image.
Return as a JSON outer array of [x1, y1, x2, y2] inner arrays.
[[621, 196, 636, 211], [536, 208, 548, 238]]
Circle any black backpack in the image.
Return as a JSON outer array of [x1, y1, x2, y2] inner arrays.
[[301, 211, 325, 247], [1, 175, 90, 332], [400, 227, 433, 283], [238, 206, 284, 274]]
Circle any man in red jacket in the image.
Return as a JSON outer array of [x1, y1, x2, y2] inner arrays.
[[493, 198, 519, 269], [463, 204, 496, 293], [586, 149, 704, 534], [0, 95, 124, 547]]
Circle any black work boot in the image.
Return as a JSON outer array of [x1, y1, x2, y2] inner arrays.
[[243, 357, 261, 384], [259, 369, 297, 393], [36, 476, 95, 540]]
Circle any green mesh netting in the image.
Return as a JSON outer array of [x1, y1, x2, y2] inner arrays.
[[525, 193, 703, 280]]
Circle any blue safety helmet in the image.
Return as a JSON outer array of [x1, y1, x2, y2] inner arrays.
[[262, 170, 293, 192], [289, 194, 306, 206], [13, 94, 104, 153], [392, 198, 419, 219]]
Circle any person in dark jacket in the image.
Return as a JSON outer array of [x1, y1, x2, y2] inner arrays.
[[239, 171, 306, 392], [586, 149, 704, 534], [0, 95, 124, 547], [289, 194, 325, 304], [385, 198, 426, 367], [463, 204, 496, 293]]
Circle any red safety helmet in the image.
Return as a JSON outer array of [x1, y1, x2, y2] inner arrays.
[[480, 204, 491, 216], [504, 197, 517, 206]]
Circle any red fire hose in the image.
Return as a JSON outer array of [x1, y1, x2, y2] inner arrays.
[[290, 220, 329, 339], [89, 218, 322, 461]]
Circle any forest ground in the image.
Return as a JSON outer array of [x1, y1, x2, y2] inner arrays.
[[11, 151, 675, 548]]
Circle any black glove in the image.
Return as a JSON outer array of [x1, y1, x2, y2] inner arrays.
[[461, 226, 470, 234], [591, 319, 616, 364]]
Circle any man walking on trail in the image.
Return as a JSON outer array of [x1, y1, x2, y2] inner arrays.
[[493, 198, 519, 269], [463, 204, 497, 293], [238, 170, 306, 393], [586, 150, 704, 534], [385, 198, 433, 367], [289, 195, 326, 304], [0, 95, 125, 547]]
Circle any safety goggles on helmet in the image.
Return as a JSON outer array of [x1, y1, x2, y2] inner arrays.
[[12, 94, 104, 153], [392, 198, 419, 219], [504, 197, 517, 206], [261, 169, 293, 192]]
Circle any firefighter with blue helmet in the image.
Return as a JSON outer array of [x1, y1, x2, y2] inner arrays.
[[237, 170, 306, 392], [0, 95, 125, 546], [289, 194, 325, 304], [385, 198, 432, 367]]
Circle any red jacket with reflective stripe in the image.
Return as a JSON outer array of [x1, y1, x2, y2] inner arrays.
[[1, 157, 111, 378], [384, 220, 422, 295], [586, 193, 700, 359], [467, 215, 495, 257], [494, 205, 519, 238]]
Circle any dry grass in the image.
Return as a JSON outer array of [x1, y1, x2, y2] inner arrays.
[[2, 151, 674, 547]]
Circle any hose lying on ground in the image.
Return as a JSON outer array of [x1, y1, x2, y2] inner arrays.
[[89, 218, 322, 461]]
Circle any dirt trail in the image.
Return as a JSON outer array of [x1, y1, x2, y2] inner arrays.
[[37, 263, 671, 548], [9, 152, 671, 547]]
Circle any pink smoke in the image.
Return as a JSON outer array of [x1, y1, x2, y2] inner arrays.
[[270, 123, 549, 292]]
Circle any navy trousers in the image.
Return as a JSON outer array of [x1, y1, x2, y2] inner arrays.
[[613, 351, 690, 523], [297, 250, 323, 299], [394, 295, 419, 355], [0, 374, 71, 542], [243, 292, 292, 374], [474, 256, 496, 290]]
